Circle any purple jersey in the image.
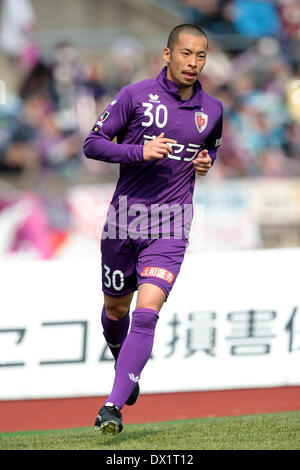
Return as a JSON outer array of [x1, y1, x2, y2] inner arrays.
[[83, 67, 223, 240]]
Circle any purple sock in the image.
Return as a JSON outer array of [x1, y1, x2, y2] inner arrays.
[[101, 306, 130, 361], [105, 308, 159, 410]]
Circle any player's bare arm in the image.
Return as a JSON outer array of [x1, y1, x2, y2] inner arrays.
[[193, 149, 212, 176], [143, 132, 177, 161]]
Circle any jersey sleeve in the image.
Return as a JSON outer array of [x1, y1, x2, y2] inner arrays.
[[204, 102, 223, 165], [83, 87, 144, 164]]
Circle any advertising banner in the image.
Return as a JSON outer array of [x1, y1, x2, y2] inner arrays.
[[0, 248, 299, 400], [2, 180, 300, 261]]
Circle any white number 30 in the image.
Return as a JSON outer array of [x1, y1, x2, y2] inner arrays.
[[141, 103, 168, 128], [104, 265, 124, 291]]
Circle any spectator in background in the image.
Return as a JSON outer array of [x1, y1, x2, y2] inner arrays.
[[19, 61, 59, 106], [0, 0, 40, 71], [0, 93, 43, 173], [108, 36, 145, 93], [35, 108, 82, 176], [277, 0, 300, 41], [80, 61, 107, 104], [1, 0, 300, 181], [282, 121, 300, 160], [232, 0, 281, 38], [180, 0, 236, 34], [51, 42, 85, 110]]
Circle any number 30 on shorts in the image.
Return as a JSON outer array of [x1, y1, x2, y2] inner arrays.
[[103, 265, 125, 291]]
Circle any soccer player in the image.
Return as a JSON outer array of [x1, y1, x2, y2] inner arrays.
[[83, 24, 223, 434]]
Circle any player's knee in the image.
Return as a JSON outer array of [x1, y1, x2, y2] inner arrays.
[[105, 302, 128, 320]]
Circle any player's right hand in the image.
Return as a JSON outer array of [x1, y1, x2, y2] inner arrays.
[[143, 132, 177, 161]]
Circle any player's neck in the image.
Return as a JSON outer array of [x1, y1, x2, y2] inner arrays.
[[177, 85, 194, 101]]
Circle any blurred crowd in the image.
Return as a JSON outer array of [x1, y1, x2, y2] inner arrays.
[[0, 0, 300, 182], [179, 0, 300, 41]]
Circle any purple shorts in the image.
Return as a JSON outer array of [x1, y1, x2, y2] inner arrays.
[[101, 236, 187, 299]]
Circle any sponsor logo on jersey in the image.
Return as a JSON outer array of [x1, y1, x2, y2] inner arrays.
[[98, 111, 110, 124], [110, 99, 118, 106], [148, 93, 160, 103], [93, 111, 110, 132], [143, 134, 201, 162], [140, 266, 175, 284], [195, 111, 208, 134]]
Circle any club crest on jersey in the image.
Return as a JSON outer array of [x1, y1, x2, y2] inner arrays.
[[195, 111, 208, 134]]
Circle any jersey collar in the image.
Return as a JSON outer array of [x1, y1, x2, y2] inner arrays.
[[156, 66, 203, 108]]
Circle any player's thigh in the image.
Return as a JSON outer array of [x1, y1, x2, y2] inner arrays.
[[101, 237, 138, 299], [136, 282, 166, 312], [136, 238, 187, 307]]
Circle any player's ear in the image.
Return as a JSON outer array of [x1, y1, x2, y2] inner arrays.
[[162, 47, 171, 64]]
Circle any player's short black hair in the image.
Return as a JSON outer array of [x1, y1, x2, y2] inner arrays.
[[167, 24, 208, 51]]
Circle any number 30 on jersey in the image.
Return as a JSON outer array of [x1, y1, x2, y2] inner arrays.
[[141, 103, 168, 128], [104, 265, 124, 291]]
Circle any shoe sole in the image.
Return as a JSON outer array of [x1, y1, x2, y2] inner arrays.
[[96, 419, 120, 435]]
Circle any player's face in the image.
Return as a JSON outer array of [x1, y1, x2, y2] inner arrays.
[[163, 33, 207, 89]]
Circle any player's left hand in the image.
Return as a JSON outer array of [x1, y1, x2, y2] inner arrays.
[[193, 149, 212, 176]]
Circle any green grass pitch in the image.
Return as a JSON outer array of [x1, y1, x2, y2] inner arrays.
[[0, 411, 299, 450]]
